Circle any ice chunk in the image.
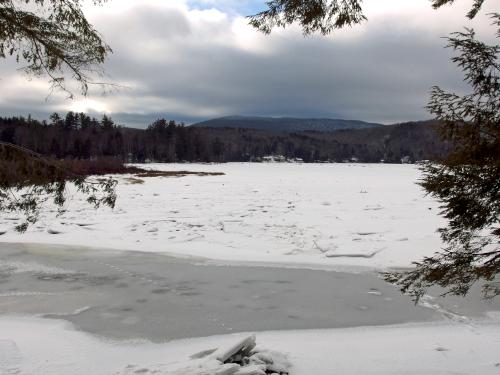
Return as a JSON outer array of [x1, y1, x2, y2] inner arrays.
[[216, 335, 256, 363], [234, 364, 266, 375]]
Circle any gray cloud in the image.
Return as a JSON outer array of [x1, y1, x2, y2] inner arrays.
[[0, 0, 493, 127]]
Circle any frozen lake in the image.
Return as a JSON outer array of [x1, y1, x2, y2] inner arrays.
[[0, 163, 445, 269], [0, 163, 499, 374], [0, 242, 498, 342]]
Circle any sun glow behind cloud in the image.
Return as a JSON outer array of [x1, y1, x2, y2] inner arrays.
[[70, 99, 110, 114]]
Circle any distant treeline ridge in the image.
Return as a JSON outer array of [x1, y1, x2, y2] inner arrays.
[[0, 112, 449, 163]]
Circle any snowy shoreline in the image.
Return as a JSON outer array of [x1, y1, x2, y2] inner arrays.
[[2, 315, 500, 375]]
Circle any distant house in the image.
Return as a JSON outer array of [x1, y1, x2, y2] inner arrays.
[[261, 155, 287, 163], [258, 155, 303, 163], [401, 155, 412, 164]]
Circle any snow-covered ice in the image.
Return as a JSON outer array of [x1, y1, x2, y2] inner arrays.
[[1, 163, 497, 375], [1, 316, 500, 375], [0, 163, 445, 269]]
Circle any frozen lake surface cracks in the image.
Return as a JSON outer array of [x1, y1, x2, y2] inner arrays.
[[1, 243, 498, 342]]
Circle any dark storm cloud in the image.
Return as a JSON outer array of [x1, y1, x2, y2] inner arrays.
[[0, 0, 493, 126]]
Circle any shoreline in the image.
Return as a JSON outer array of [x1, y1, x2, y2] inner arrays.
[[2, 315, 500, 375]]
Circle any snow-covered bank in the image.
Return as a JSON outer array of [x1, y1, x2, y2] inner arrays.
[[1, 315, 499, 375], [0, 163, 444, 269]]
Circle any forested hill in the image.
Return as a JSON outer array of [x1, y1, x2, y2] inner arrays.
[[192, 116, 382, 132], [0, 113, 448, 163]]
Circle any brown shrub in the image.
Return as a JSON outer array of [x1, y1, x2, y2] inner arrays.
[[64, 158, 144, 176], [135, 170, 225, 178]]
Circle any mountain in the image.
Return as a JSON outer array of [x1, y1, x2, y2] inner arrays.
[[191, 115, 383, 132], [1, 114, 444, 164]]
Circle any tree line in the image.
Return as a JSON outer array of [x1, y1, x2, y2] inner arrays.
[[0, 113, 449, 163]]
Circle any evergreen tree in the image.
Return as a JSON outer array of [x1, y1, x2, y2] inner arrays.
[[384, 15, 500, 300], [101, 115, 114, 131], [49, 112, 63, 127], [251, 0, 498, 299], [78, 113, 91, 130], [212, 138, 225, 162], [64, 111, 77, 131], [249, 0, 487, 35]]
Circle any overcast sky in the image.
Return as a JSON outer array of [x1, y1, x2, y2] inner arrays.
[[0, 0, 497, 127]]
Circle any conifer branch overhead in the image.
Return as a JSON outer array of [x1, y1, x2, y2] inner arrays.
[[384, 14, 500, 301], [0, 0, 111, 97], [249, 0, 489, 35]]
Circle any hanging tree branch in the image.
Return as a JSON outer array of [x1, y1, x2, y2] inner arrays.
[[248, 0, 367, 35], [384, 14, 500, 301], [248, 0, 489, 35], [0, 0, 112, 97], [0, 1, 118, 230], [0, 141, 117, 232]]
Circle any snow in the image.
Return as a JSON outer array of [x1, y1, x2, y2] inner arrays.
[[1, 316, 499, 375], [0, 163, 445, 270], [1, 163, 496, 375]]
